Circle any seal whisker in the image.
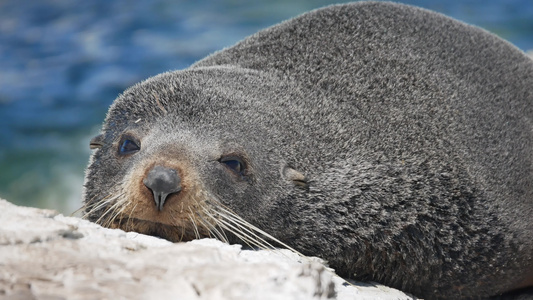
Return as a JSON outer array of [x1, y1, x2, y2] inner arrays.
[[80, 198, 106, 220], [70, 204, 87, 217], [187, 205, 215, 241], [200, 195, 272, 249], [123, 199, 141, 230], [101, 203, 123, 228], [196, 208, 230, 244], [82, 192, 121, 220], [81, 200, 110, 221], [94, 194, 126, 227], [215, 206, 306, 256], [178, 214, 186, 242], [201, 206, 272, 250], [106, 197, 128, 221], [194, 214, 215, 240], [211, 210, 275, 251], [188, 193, 231, 243], [202, 211, 256, 248], [188, 214, 201, 240]]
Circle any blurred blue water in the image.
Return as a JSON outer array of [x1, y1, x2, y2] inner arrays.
[[0, 0, 532, 214]]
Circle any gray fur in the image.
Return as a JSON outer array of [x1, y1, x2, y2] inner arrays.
[[84, 2, 533, 299]]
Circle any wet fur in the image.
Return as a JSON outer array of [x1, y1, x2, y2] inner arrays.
[[83, 2, 533, 299]]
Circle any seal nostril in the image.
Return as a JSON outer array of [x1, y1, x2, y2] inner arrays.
[[143, 165, 182, 211]]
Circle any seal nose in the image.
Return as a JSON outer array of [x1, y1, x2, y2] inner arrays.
[[143, 165, 182, 211]]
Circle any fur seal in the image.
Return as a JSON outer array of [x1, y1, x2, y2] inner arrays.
[[83, 2, 533, 299]]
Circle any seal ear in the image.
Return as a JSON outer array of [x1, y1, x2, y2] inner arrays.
[[282, 166, 308, 188], [89, 134, 104, 149]]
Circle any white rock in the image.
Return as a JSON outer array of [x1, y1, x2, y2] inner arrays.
[[0, 199, 416, 299]]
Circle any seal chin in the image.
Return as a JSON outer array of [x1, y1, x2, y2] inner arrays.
[[109, 216, 208, 242]]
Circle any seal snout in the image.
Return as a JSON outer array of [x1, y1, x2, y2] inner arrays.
[[143, 165, 182, 211]]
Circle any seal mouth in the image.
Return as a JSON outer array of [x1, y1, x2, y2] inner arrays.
[[110, 216, 209, 242]]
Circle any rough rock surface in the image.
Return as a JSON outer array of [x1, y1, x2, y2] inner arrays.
[[0, 199, 416, 299]]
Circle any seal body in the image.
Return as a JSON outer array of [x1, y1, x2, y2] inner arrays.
[[83, 2, 533, 299]]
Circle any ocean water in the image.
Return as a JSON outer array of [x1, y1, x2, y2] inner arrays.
[[1, 0, 532, 215]]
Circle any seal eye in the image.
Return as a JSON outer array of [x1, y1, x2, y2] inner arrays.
[[220, 156, 246, 176], [119, 137, 140, 155]]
